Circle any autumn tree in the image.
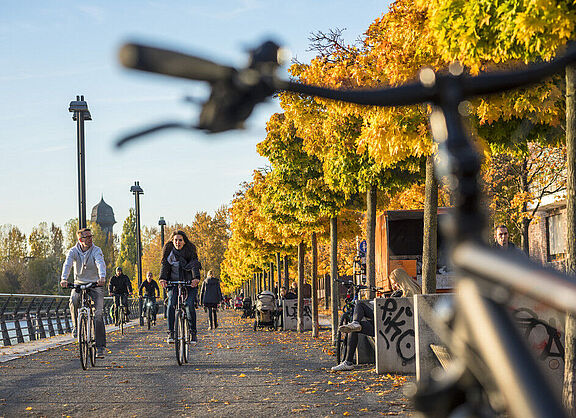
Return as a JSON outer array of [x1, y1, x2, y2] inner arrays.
[[117, 208, 137, 281], [283, 2, 445, 293], [484, 143, 567, 249], [29, 222, 50, 258], [0, 225, 27, 292], [189, 207, 230, 279], [63, 218, 79, 250], [424, 0, 576, 408]]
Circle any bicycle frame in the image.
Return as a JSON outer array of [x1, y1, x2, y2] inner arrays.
[[70, 283, 98, 370], [167, 281, 192, 365], [118, 40, 576, 417]]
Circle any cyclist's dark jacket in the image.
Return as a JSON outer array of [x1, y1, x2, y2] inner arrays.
[[139, 279, 160, 298], [159, 241, 202, 282], [200, 276, 223, 305], [109, 273, 132, 294]]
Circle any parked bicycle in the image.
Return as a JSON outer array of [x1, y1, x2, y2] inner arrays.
[[67, 282, 99, 370], [117, 39, 576, 416], [335, 279, 382, 364], [166, 281, 193, 365]]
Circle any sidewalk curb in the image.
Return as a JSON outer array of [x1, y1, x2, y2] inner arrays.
[[0, 319, 140, 363]]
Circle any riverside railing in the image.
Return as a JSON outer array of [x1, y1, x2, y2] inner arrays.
[[0, 293, 143, 346]]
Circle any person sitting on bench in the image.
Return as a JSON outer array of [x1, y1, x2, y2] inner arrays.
[[331, 269, 421, 371], [389, 268, 422, 297], [331, 300, 375, 371]]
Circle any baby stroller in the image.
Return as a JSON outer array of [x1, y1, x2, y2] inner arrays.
[[241, 297, 254, 318], [253, 290, 278, 331]]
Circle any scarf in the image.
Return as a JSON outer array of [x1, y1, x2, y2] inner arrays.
[[169, 247, 193, 270]]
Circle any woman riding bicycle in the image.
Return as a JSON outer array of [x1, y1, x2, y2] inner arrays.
[[159, 230, 202, 344]]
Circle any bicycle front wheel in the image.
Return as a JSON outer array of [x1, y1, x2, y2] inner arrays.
[[147, 305, 152, 330], [78, 314, 89, 370], [175, 310, 184, 366], [89, 316, 96, 367], [119, 309, 125, 335], [336, 315, 349, 364], [183, 317, 191, 363]]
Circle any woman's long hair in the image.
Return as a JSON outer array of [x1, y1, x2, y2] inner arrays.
[[162, 230, 197, 260], [389, 268, 422, 297]]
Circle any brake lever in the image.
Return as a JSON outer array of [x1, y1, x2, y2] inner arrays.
[[116, 121, 194, 148]]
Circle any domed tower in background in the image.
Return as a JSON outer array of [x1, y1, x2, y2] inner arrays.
[[91, 197, 116, 244]]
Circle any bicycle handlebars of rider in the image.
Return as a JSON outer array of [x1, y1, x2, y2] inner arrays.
[[118, 41, 576, 124]]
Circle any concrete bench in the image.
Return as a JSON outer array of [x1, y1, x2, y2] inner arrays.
[[356, 334, 375, 364]]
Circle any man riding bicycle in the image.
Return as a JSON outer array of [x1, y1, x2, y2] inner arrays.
[[109, 267, 133, 322], [60, 227, 107, 359], [139, 271, 160, 323]]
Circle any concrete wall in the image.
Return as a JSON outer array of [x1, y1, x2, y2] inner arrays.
[[282, 299, 312, 331], [414, 294, 452, 381], [374, 297, 416, 374], [508, 294, 565, 393], [411, 293, 564, 393]]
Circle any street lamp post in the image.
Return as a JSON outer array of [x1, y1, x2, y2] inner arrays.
[[68, 96, 92, 229], [131, 181, 144, 326], [158, 216, 167, 317], [158, 217, 166, 247]]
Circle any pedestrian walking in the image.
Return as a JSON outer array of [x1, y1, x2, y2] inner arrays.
[[200, 270, 223, 329]]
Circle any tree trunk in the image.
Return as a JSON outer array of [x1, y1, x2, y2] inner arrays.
[[283, 255, 289, 291], [563, 63, 576, 412], [330, 216, 339, 344], [269, 262, 274, 291], [520, 157, 531, 254], [366, 184, 377, 298], [324, 273, 330, 309], [422, 154, 438, 294], [276, 253, 282, 299], [297, 241, 305, 333], [311, 232, 319, 338]]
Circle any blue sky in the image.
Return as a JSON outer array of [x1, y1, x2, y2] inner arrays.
[[1, 1, 391, 237]]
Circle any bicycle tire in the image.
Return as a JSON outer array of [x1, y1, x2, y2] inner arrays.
[[120, 309, 125, 335], [114, 304, 121, 327], [78, 314, 89, 370], [336, 315, 350, 364], [175, 310, 183, 366], [89, 316, 96, 367], [183, 317, 190, 363], [147, 304, 152, 330]]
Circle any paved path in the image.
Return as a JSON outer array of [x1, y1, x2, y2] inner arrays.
[[0, 309, 413, 417]]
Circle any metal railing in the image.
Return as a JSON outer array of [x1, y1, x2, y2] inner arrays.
[[0, 293, 142, 346]]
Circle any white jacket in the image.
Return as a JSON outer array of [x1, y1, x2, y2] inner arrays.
[[61, 243, 106, 284]]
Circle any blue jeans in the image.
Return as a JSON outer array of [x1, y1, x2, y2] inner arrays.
[[166, 286, 197, 334]]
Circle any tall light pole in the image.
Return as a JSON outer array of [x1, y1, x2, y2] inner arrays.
[[158, 216, 167, 317], [158, 217, 166, 247], [131, 181, 144, 325], [68, 96, 92, 228]]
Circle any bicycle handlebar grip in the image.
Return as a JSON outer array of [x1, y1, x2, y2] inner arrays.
[[119, 43, 236, 83]]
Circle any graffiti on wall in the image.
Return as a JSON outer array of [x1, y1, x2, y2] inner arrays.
[[282, 299, 312, 331], [376, 298, 415, 367], [512, 307, 564, 371]]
